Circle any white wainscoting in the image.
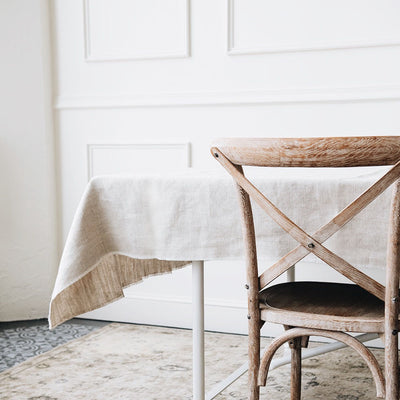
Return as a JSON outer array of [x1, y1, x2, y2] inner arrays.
[[84, 0, 190, 61], [227, 0, 400, 55]]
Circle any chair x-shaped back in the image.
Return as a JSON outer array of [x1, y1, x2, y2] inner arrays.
[[212, 141, 400, 299]]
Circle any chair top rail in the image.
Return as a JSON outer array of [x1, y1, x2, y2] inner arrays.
[[212, 136, 400, 167]]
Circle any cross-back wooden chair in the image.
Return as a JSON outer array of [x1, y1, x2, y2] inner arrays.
[[211, 137, 400, 400]]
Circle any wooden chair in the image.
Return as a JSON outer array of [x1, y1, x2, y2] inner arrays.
[[211, 137, 400, 400]]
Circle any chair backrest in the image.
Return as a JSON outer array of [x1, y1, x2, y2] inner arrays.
[[213, 137, 400, 167], [211, 136, 400, 333]]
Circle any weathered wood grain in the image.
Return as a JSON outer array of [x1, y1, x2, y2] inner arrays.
[[213, 147, 386, 300], [258, 328, 385, 398], [211, 136, 400, 400], [212, 136, 400, 167], [235, 166, 260, 400], [384, 181, 400, 400]]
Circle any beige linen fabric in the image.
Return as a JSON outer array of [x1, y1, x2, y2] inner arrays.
[[49, 167, 392, 328]]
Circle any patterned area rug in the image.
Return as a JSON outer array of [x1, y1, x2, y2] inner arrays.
[[0, 320, 104, 372], [0, 323, 385, 399]]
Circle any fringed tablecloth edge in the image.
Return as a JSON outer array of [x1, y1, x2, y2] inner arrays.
[[48, 253, 190, 329]]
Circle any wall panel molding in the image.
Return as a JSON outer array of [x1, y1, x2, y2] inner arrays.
[[56, 85, 400, 110], [84, 0, 190, 62], [87, 143, 191, 180], [227, 0, 400, 55]]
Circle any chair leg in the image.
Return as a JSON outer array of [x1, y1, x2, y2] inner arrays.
[[290, 337, 302, 400], [248, 318, 260, 400], [385, 331, 399, 400]]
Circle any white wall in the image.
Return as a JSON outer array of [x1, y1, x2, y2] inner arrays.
[[0, 0, 57, 320], [52, 0, 400, 334]]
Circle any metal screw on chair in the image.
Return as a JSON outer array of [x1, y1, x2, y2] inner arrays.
[[247, 315, 251, 320], [214, 153, 219, 158], [307, 243, 315, 249], [245, 284, 249, 290]]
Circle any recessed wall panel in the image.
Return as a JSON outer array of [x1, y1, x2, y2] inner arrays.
[[228, 0, 400, 54], [85, 0, 189, 61]]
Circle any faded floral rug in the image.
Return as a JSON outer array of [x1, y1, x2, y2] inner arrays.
[[0, 323, 384, 399]]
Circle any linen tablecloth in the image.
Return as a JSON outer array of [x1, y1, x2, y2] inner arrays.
[[49, 168, 393, 328]]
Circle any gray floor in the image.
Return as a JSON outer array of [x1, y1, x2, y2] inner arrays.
[[0, 318, 109, 372]]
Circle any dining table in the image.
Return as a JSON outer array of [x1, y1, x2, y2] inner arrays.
[[49, 167, 392, 399]]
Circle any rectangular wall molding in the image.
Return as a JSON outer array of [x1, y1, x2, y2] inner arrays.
[[227, 0, 400, 55], [87, 143, 191, 180], [84, 0, 190, 62], [56, 85, 400, 110]]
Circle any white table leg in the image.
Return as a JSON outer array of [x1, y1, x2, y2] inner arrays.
[[284, 265, 296, 355], [286, 264, 295, 283], [192, 260, 205, 400]]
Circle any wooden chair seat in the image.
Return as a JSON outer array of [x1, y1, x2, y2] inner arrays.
[[259, 282, 387, 333]]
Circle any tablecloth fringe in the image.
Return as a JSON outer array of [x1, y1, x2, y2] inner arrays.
[[48, 254, 189, 329]]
